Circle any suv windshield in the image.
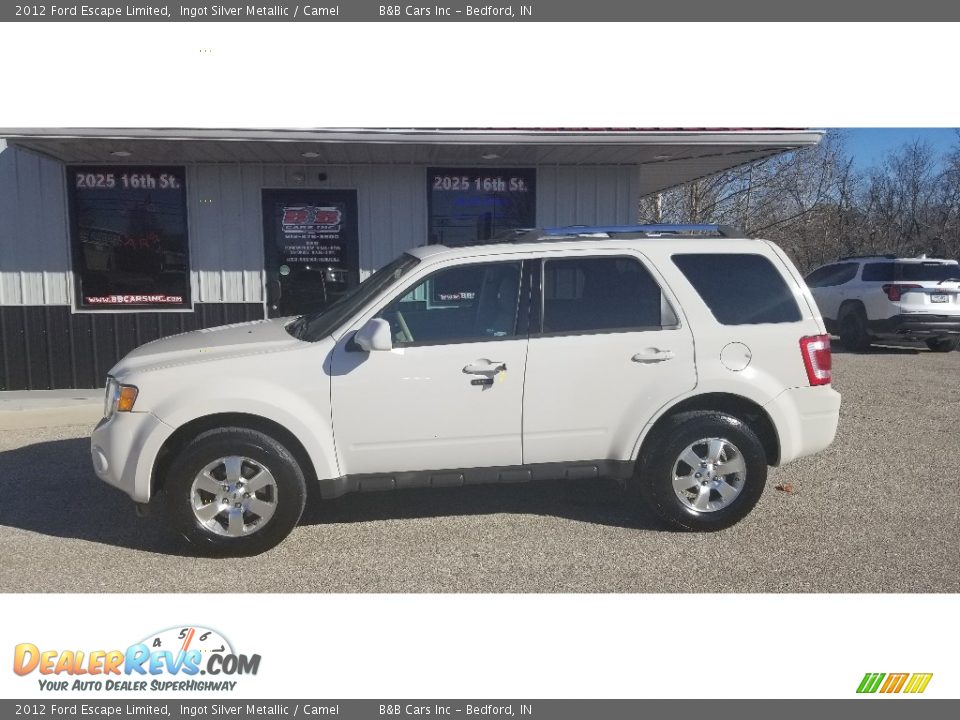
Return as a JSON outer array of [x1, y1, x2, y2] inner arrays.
[[287, 254, 420, 342]]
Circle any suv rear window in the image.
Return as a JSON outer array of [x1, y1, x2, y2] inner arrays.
[[805, 262, 859, 287], [863, 261, 960, 282], [672, 253, 802, 325], [861, 262, 895, 282]]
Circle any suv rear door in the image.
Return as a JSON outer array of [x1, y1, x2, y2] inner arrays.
[[805, 262, 860, 320], [521, 251, 696, 465]]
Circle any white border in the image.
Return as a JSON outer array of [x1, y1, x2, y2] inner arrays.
[[0, 23, 958, 127], [2, 594, 957, 699]]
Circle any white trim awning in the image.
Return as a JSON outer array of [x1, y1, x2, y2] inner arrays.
[[0, 127, 823, 196]]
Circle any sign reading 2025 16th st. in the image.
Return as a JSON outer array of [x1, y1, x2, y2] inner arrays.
[[12, 626, 260, 692], [68, 165, 191, 310]]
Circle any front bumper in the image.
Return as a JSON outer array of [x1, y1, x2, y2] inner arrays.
[[869, 314, 960, 337], [764, 385, 842, 466], [90, 411, 175, 503]]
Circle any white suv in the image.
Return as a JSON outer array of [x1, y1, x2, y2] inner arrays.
[[91, 224, 841, 556], [805, 255, 960, 352]]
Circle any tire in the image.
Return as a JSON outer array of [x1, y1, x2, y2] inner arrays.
[[925, 336, 959, 353], [162, 427, 307, 557], [838, 305, 872, 352], [635, 411, 767, 532]]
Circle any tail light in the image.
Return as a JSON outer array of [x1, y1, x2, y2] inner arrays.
[[882, 283, 922, 301], [800, 335, 832, 386]]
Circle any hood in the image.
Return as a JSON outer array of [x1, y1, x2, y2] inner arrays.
[[109, 317, 303, 378]]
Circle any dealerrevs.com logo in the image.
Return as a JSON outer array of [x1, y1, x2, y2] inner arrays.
[[13, 626, 260, 692]]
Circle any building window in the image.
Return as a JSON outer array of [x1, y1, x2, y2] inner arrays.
[[67, 166, 191, 310], [427, 167, 536, 246]]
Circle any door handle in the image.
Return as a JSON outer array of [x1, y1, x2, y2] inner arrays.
[[463, 359, 507, 375], [632, 349, 675, 363]]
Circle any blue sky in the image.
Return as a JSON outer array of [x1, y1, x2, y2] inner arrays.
[[839, 128, 958, 168]]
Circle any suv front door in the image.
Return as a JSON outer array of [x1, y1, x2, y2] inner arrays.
[[521, 252, 697, 465], [330, 259, 530, 477]]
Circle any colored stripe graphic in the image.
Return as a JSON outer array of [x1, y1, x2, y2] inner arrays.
[[857, 673, 885, 693], [880, 673, 909, 693], [903, 673, 933, 694], [857, 672, 932, 694]]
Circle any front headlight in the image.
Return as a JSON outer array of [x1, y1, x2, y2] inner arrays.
[[104, 378, 119, 417], [103, 377, 138, 417]]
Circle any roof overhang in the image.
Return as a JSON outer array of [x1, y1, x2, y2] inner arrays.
[[0, 127, 824, 196]]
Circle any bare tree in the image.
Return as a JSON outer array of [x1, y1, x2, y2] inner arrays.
[[638, 130, 960, 273]]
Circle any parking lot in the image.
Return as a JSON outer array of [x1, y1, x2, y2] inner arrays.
[[0, 345, 957, 593]]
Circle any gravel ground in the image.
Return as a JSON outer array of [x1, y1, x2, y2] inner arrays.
[[1, 345, 957, 593]]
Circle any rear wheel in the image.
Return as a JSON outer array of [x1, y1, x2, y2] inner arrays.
[[839, 305, 872, 352], [162, 427, 307, 556], [925, 336, 959, 352], [635, 411, 767, 531]]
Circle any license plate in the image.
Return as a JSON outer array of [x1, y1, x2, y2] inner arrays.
[[930, 294, 950, 303]]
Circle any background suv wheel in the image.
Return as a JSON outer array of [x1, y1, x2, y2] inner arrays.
[[839, 304, 872, 351], [925, 336, 959, 352]]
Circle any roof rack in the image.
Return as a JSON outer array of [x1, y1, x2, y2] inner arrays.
[[482, 224, 747, 246], [836, 254, 898, 261], [541, 223, 745, 238]]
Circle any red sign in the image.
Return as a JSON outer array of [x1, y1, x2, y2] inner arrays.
[[281, 206, 342, 232]]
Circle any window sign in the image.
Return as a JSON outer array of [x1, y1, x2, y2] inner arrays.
[[67, 166, 190, 309], [261, 189, 360, 318], [427, 167, 535, 305], [427, 167, 536, 246]]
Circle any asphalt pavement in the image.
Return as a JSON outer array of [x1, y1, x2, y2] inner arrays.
[[1, 344, 957, 593]]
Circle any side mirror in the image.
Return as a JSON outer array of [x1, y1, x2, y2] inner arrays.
[[353, 318, 393, 352]]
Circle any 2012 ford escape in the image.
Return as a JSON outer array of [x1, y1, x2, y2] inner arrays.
[[91, 224, 841, 556]]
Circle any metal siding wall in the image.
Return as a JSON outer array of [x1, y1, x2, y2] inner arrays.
[[0, 303, 264, 390], [354, 164, 428, 277], [0, 144, 71, 306], [536, 165, 640, 227]]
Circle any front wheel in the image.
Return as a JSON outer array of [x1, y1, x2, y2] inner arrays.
[[635, 411, 767, 531], [925, 336, 959, 353], [162, 427, 307, 556]]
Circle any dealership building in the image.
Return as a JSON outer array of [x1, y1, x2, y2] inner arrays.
[[0, 127, 822, 391]]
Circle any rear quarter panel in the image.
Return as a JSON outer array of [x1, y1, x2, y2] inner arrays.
[[631, 240, 830, 459]]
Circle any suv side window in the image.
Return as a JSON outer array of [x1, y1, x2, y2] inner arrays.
[[540, 256, 677, 334], [805, 262, 858, 287], [861, 262, 895, 282], [379, 261, 522, 346], [672, 253, 802, 325]]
